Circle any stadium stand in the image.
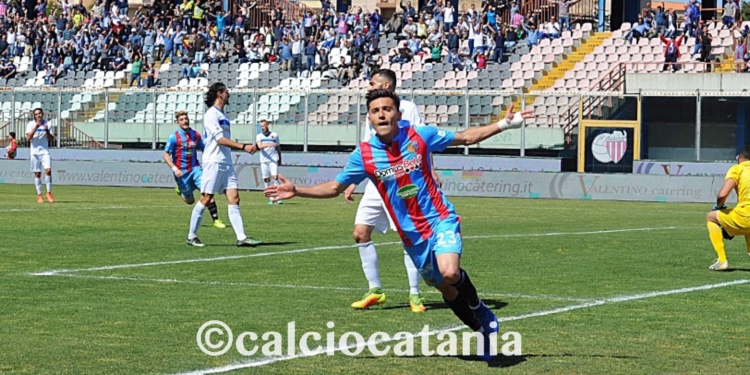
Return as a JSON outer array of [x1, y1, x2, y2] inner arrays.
[[1, 0, 746, 151]]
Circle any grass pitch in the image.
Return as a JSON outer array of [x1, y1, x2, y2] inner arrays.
[[1, 184, 749, 374]]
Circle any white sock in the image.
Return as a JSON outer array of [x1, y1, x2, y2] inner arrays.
[[188, 202, 206, 239], [45, 175, 52, 193], [403, 250, 420, 294], [34, 177, 42, 195], [357, 241, 381, 289], [228, 204, 246, 241]]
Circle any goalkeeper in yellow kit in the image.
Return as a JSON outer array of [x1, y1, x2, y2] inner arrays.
[[706, 146, 750, 271]]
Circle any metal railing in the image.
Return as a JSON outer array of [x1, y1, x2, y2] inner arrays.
[[0, 87, 610, 153]]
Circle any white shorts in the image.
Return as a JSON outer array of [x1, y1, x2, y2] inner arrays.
[[354, 182, 397, 234], [201, 162, 238, 195], [261, 161, 279, 179], [30, 153, 51, 172]]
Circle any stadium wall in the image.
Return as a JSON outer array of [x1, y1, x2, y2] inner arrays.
[[0, 159, 731, 203], [625, 73, 750, 93]]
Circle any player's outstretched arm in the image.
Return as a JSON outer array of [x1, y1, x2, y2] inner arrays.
[[264, 175, 348, 200], [450, 104, 534, 147], [218, 137, 257, 154]]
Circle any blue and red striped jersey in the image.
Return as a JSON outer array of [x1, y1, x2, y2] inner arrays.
[[165, 128, 205, 173], [336, 124, 456, 246]]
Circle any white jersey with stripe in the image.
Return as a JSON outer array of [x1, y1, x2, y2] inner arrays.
[[202, 106, 233, 164], [26, 120, 54, 156], [256, 131, 280, 163]]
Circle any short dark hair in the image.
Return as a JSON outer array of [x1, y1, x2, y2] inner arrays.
[[372, 69, 397, 88], [204, 82, 227, 107], [366, 89, 400, 111], [740, 145, 750, 160], [9, 132, 15, 138], [33, 107, 43, 115]]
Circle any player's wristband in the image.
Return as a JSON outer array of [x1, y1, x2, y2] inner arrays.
[[172, 166, 179, 173]]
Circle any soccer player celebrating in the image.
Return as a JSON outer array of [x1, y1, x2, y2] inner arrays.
[[25, 108, 55, 203], [5, 131, 17, 159], [186, 82, 263, 248], [343, 69, 438, 313], [164, 111, 227, 229], [706, 146, 750, 271], [265, 89, 534, 360], [255, 119, 283, 205]]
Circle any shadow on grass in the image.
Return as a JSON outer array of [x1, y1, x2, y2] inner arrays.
[[726, 268, 750, 272], [209, 241, 299, 247], [379, 299, 508, 312], [374, 352, 636, 368]]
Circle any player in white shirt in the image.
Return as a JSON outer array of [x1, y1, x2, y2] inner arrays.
[[255, 119, 283, 205], [25, 108, 55, 203], [186, 82, 263, 248], [343, 69, 442, 313]]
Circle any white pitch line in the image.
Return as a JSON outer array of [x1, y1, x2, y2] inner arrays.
[[49, 273, 593, 302], [174, 279, 750, 374], [29, 226, 690, 276]]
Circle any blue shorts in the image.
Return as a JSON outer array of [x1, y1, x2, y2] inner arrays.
[[175, 168, 203, 201], [404, 218, 463, 287]]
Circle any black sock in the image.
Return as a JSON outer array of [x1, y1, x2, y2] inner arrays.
[[452, 269, 481, 309], [444, 293, 482, 331], [206, 200, 219, 221]]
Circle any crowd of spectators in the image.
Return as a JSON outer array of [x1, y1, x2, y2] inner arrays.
[[621, 0, 750, 73], [0, 0, 580, 87]]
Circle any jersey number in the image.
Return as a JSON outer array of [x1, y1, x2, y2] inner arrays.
[[436, 230, 458, 248]]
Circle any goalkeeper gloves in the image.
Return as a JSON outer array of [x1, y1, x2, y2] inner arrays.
[[712, 204, 728, 211], [497, 112, 525, 131]]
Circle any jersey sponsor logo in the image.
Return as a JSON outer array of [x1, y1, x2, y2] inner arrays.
[[374, 154, 423, 181], [397, 184, 419, 199]]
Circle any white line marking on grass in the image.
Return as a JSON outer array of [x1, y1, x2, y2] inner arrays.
[[173, 279, 750, 374], [29, 226, 690, 276], [49, 274, 593, 302]]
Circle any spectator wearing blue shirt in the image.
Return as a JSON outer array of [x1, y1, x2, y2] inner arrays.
[[524, 23, 542, 46], [368, 8, 382, 41], [487, 7, 498, 32], [278, 39, 292, 71], [627, 18, 650, 44], [304, 37, 317, 72]]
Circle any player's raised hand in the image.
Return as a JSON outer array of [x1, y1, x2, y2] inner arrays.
[[343, 184, 356, 203], [498, 103, 536, 131], [264, 175, 296, 200]]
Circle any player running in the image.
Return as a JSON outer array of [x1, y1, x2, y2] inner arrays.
[[25, 108, 55, 203], [706, 145, 750, 271], [163, 110, 227, 229], [343, 69, 440, 313], [186, 82, 263, 248], [264, 89, 534, 361], [256, 119, 283, 205]]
